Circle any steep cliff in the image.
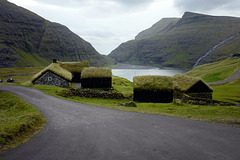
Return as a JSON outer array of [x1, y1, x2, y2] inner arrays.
[[0, 0, 114, 68], [109, 12, 240, 69]]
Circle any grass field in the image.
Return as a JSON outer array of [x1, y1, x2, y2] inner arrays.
[[0, 92, 47, 153], [186, 58, 240, 82], [212, 78, 240, 103], [0, 67, 44, 83]]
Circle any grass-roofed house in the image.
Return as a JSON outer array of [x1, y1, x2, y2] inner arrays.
[[173, 74, 213, 99], [32, 61, 89, 87], [81, 67, 112, 88], [133, 75, 174, 103]]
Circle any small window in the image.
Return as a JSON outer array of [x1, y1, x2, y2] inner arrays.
[[48, 77, 52, 81]]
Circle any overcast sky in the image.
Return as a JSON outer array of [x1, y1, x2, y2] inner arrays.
[[8, 0, 240, 55]]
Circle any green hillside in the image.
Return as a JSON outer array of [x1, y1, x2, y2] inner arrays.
[[135, 18, 179, 40], [108, 12, 240, 69], [0, 0, 114, 68], [186, 57, 240, 83]]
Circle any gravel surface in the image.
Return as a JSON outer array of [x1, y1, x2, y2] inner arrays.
[[1, 85, 240, 160]]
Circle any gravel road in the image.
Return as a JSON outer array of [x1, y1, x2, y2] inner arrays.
[[1, 85, 240, 160]]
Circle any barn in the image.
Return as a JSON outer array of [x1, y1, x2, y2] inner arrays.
[[32, 61, 89, 87], [81, 67, 112, 88], [173, 74, 213, 99], [133, 75, 174, 103]]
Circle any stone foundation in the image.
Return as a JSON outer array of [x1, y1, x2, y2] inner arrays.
[[180, 94, 239, 106]]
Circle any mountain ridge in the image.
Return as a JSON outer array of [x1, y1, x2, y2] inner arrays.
[[108, 12, 240, 69], [0, 0, 114, 68]]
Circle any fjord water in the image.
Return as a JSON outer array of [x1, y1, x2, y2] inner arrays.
[[111, 63, 185, 81]]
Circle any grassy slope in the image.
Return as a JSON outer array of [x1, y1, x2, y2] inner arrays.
[[0, 67, 44, 83], [186, 58, 240, 82], [0, 92, 47, 153]]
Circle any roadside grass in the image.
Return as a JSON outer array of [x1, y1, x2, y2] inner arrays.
[[186, 58, 240, 82], [0, 92, 47, 153]]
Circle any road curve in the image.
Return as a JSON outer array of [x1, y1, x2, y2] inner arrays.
[[209, 68, 240, 85], [0, 85, 240, 160]]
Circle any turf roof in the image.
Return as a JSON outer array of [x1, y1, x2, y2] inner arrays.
[[133, 75, 174, 91], [32, 63, 72, 82], [81, 67, 112, 78], [173, 74, 213, 92], [59, 61, 89, 73]]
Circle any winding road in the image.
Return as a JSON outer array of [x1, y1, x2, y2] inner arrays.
[[1, 85, 240, 160]]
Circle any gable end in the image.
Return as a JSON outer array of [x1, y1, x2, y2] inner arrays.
[[186, 80, 213, 93]]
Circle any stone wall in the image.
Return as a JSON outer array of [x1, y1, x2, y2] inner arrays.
[[179, 94, 239, 106], [57, 88, 127, 99], [33, 71, 70, 87]]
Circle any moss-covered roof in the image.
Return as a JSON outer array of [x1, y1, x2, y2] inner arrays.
[[32, 63, 72, 82], [133, 75, 174, 91], [32, 61, 90, 82], [173, 74, 213, 92], [81, 67, 112, 78], [59, 61, 89, 73]]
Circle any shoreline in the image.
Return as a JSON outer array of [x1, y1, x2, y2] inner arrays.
[[109, 63, 184, 71], [109, 63, 160, 69]]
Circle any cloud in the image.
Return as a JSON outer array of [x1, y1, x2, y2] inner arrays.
[[173, 0, 240, 13], [31, 0, 155, 9]]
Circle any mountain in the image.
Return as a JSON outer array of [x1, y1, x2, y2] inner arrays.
[[135, 18, 179, 40], [108, 12, 240, 69], [0, 0, 114, 68]]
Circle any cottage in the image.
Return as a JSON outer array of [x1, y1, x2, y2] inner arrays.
[[59, 61, 89, 83], [32, 61, 89, 87], [133, 75, 174, 103], [81, 67, 112, 88], [173, 74, 213, 99]]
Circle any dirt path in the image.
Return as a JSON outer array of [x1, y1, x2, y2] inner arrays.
[[208, 68, 240, 85], [1, 85, 240, 160]]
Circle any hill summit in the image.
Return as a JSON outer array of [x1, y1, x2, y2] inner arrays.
[[108, 12, 240, 69], [0, 0, 114, 68]]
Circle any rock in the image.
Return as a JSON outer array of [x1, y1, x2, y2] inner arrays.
[[174, 99, 182, 104], [118, 103, 124, 106], [125, 101, 137, 107]]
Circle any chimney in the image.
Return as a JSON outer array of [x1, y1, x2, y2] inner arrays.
[[52, 59, 57, 63]]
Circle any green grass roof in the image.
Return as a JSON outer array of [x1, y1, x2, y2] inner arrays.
[[81, 67, 112, 78], [173, 74, 213, 92], [32, 63, 72, 82], [32, 61, 90, 82], [133, 75, 174, 91], [59, 61, 89, 73]]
